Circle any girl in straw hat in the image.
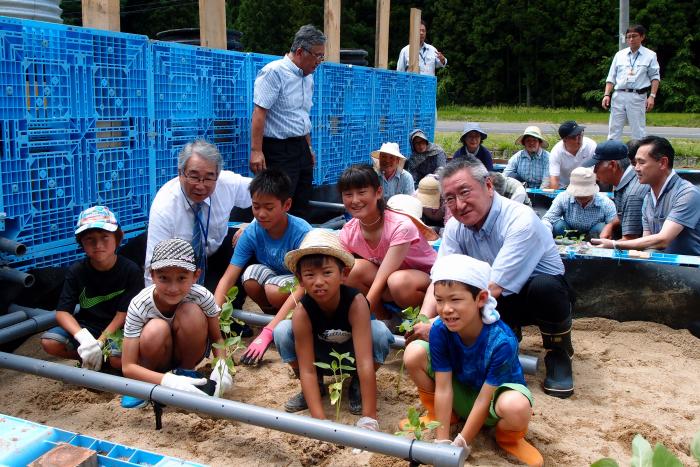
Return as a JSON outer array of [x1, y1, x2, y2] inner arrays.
[[337, 164, 437, 323]]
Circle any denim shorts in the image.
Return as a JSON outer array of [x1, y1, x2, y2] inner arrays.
[[42, 325, 122, 357]]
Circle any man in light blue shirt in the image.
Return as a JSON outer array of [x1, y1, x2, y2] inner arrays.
[[251, 25, 325, 216], [592, 136, 700, 256], [602, 25, 660, 140], [396, 20, 446, 76], [409, 158, 575, 398]]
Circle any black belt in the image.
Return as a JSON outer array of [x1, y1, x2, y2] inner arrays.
[[616, 87, 650, 95], [263, 135, 306, 143]]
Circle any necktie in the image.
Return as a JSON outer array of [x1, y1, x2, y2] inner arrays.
[[191, 202, 206, 284]]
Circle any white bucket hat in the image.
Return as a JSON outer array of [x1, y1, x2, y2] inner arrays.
[[386, 194, 439, 241], [566, 167, 599, 197], [371, 142, 406, 171], [284, 229, 355, 274], [515, 125, 549, 149]]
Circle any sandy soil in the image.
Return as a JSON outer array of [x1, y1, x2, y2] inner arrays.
[[1, 316, 698, 466]]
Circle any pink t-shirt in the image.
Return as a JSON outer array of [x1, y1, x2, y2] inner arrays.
[[339, 210, 437, 273]]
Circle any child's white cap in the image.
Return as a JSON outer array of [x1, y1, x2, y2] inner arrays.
[[431, 254, 500, 324]]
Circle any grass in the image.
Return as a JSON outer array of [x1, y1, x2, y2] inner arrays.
[[437, 105, 700, 128], [435, 132, 700, 167]]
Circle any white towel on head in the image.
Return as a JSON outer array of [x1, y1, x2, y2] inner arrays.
[[430, 254, 500, 325]]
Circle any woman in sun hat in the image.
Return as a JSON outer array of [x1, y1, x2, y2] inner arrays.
[[452, 123, 494, 171], [405, 129, 447, 188], [414, 174, 446, 225], [503, 126, 551, 188], [371, 142, 415, 199], [541, 167, 618, 239]]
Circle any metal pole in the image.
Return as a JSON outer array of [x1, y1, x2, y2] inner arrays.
[[0, 353, 466, 467], [0, 267, 35, 287], [0, 311, 56, 345], [619, 0, 629, 50], [0, 311, 28, 329], [0, 237, 27, 256], [232, 310, 539, 374]]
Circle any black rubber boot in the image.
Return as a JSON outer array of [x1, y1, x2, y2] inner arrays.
[[348, 374, 362, 415], [284, 368, 325, 413], [541, 322, 574, 399]]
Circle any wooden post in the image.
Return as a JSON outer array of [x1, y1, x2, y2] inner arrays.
[[199, 0, 227, 50], [324, 0, 341, 63], [81, 0, 120, 31], [374, 0, 390, 68], [408, 8, 421, 73]]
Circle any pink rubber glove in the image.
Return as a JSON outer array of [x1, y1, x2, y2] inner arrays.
[[240, 327, 273, 365]]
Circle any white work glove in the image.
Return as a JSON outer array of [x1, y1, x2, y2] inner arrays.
[[209, 359, 233, 397], [355, 416, 379, 431], [161, 372, 208, 394], [452, 433, 471, 458], [74, 328, 103, 371]]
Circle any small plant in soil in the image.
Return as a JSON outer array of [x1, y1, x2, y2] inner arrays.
[[279, 277, 300, 319], [314, 349, 355, 422], [101, 329, 123, 362], [394, 306, 428, 393], [395, 406, 440, 440], [211, 286, 244, 381], [555, 229, 586, 245], [590, 430, 700, 467]]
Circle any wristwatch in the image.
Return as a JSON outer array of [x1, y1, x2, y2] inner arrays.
[[649, 93, 656, 98]]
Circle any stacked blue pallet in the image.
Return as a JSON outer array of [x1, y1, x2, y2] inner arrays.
[[0, 17, 150, 269], [0, 17, 435, 271]]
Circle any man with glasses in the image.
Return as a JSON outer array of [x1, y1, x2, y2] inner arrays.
[[602, 25, 660, 141], [145, 140, 252, 292], [396, 20, 447, 76], [251, 24, 326, 216], [582, 140, 649, 240], [549, 120, 597, 189], [406, 157, 575, 399]]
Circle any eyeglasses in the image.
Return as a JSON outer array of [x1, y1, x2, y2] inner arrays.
[[443, 187, 472, 207], [181, 171, 217, 186], [303, 47, 325, 61]]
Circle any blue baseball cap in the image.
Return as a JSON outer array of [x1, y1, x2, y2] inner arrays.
[[582, 140, 628, 168]]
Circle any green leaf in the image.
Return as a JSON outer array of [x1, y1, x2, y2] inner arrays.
[[691, 430, 700, 463], [650, 444, 682, 467], [425, 421, 441, 430], [221, 325, 231, 335], [225, 357, 235, 370], [590, 459, 619, 467], [330, 391, 340, 405], [221, 303, 233, 318], [395, 430, 408, 437], [408, 407, 420, 426], [630, 434, 653, 467], [413, 427, 422, 440], [225, 337, 239, 347], [331, 360, 339, 371], [226, 286, 238, 301], [314, 362, 331, 369], [339, 365, 356, 371], [416, 314, 430, 324], [212, 342, 225, 349]]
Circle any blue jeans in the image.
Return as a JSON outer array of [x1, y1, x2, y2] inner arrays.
[[42, 325, 121, 357], [552, 220, 605, 239], [273, 319, 395, 364]]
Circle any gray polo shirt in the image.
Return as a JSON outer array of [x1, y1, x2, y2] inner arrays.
[[642, 171, 700, 255], [615, 166, 650, 237]]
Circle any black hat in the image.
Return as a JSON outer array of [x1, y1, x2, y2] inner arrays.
[[558, 120, 585, 139], [582, 140, 628, 168]]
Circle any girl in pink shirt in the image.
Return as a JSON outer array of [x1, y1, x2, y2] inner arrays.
[[338, 164, 437, 320]]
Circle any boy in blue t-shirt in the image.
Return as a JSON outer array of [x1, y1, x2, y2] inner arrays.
[[402, 254, 543, 466], [214, 169, 311, 364]]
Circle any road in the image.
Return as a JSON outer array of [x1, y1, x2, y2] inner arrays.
[[436, 121, 700, 139]]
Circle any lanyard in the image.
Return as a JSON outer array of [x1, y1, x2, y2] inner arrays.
[[629, 50, 640, 70]]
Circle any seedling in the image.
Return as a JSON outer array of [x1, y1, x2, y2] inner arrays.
[[314, 349, 355, 421], [211, 286, 244, 382], [101, 329, 123, 362], [398, 306, 429, 334], [395, 406, 440, 441], [590, 431, 700, 467], [279, 277, 299, 319]]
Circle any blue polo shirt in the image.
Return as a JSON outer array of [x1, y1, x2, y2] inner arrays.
[[642, 171, 700, 255]]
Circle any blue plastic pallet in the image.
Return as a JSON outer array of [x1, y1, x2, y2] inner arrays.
[[0, 413, 206, 466]]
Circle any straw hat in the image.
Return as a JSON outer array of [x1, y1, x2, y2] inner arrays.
[[566, 167, 599, 197], [284, 229, 355, 274], [416, 176, 441, 209], [515, 126, 548, 148], [371, 142, 406, 171], [386, 194, 439, 241]]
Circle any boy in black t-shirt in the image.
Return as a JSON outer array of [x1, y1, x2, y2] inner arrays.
[[41, 206, 143, 371]]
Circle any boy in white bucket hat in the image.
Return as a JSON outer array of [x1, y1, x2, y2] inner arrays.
[[402, 254, 542, 466], [541, 167, 618, 239], [371, 142, 415, 199]]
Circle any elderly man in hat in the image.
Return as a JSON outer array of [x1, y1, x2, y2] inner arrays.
[[372, 142, 415, 199], [541, 167, 618, 239], [592, 136, 700, 256], [548, 121, 597, 189], [583, 140, 649, 240], [408, 158, 576, 398], [503, 126, 551, 188], [452, 123, 494, 171]]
